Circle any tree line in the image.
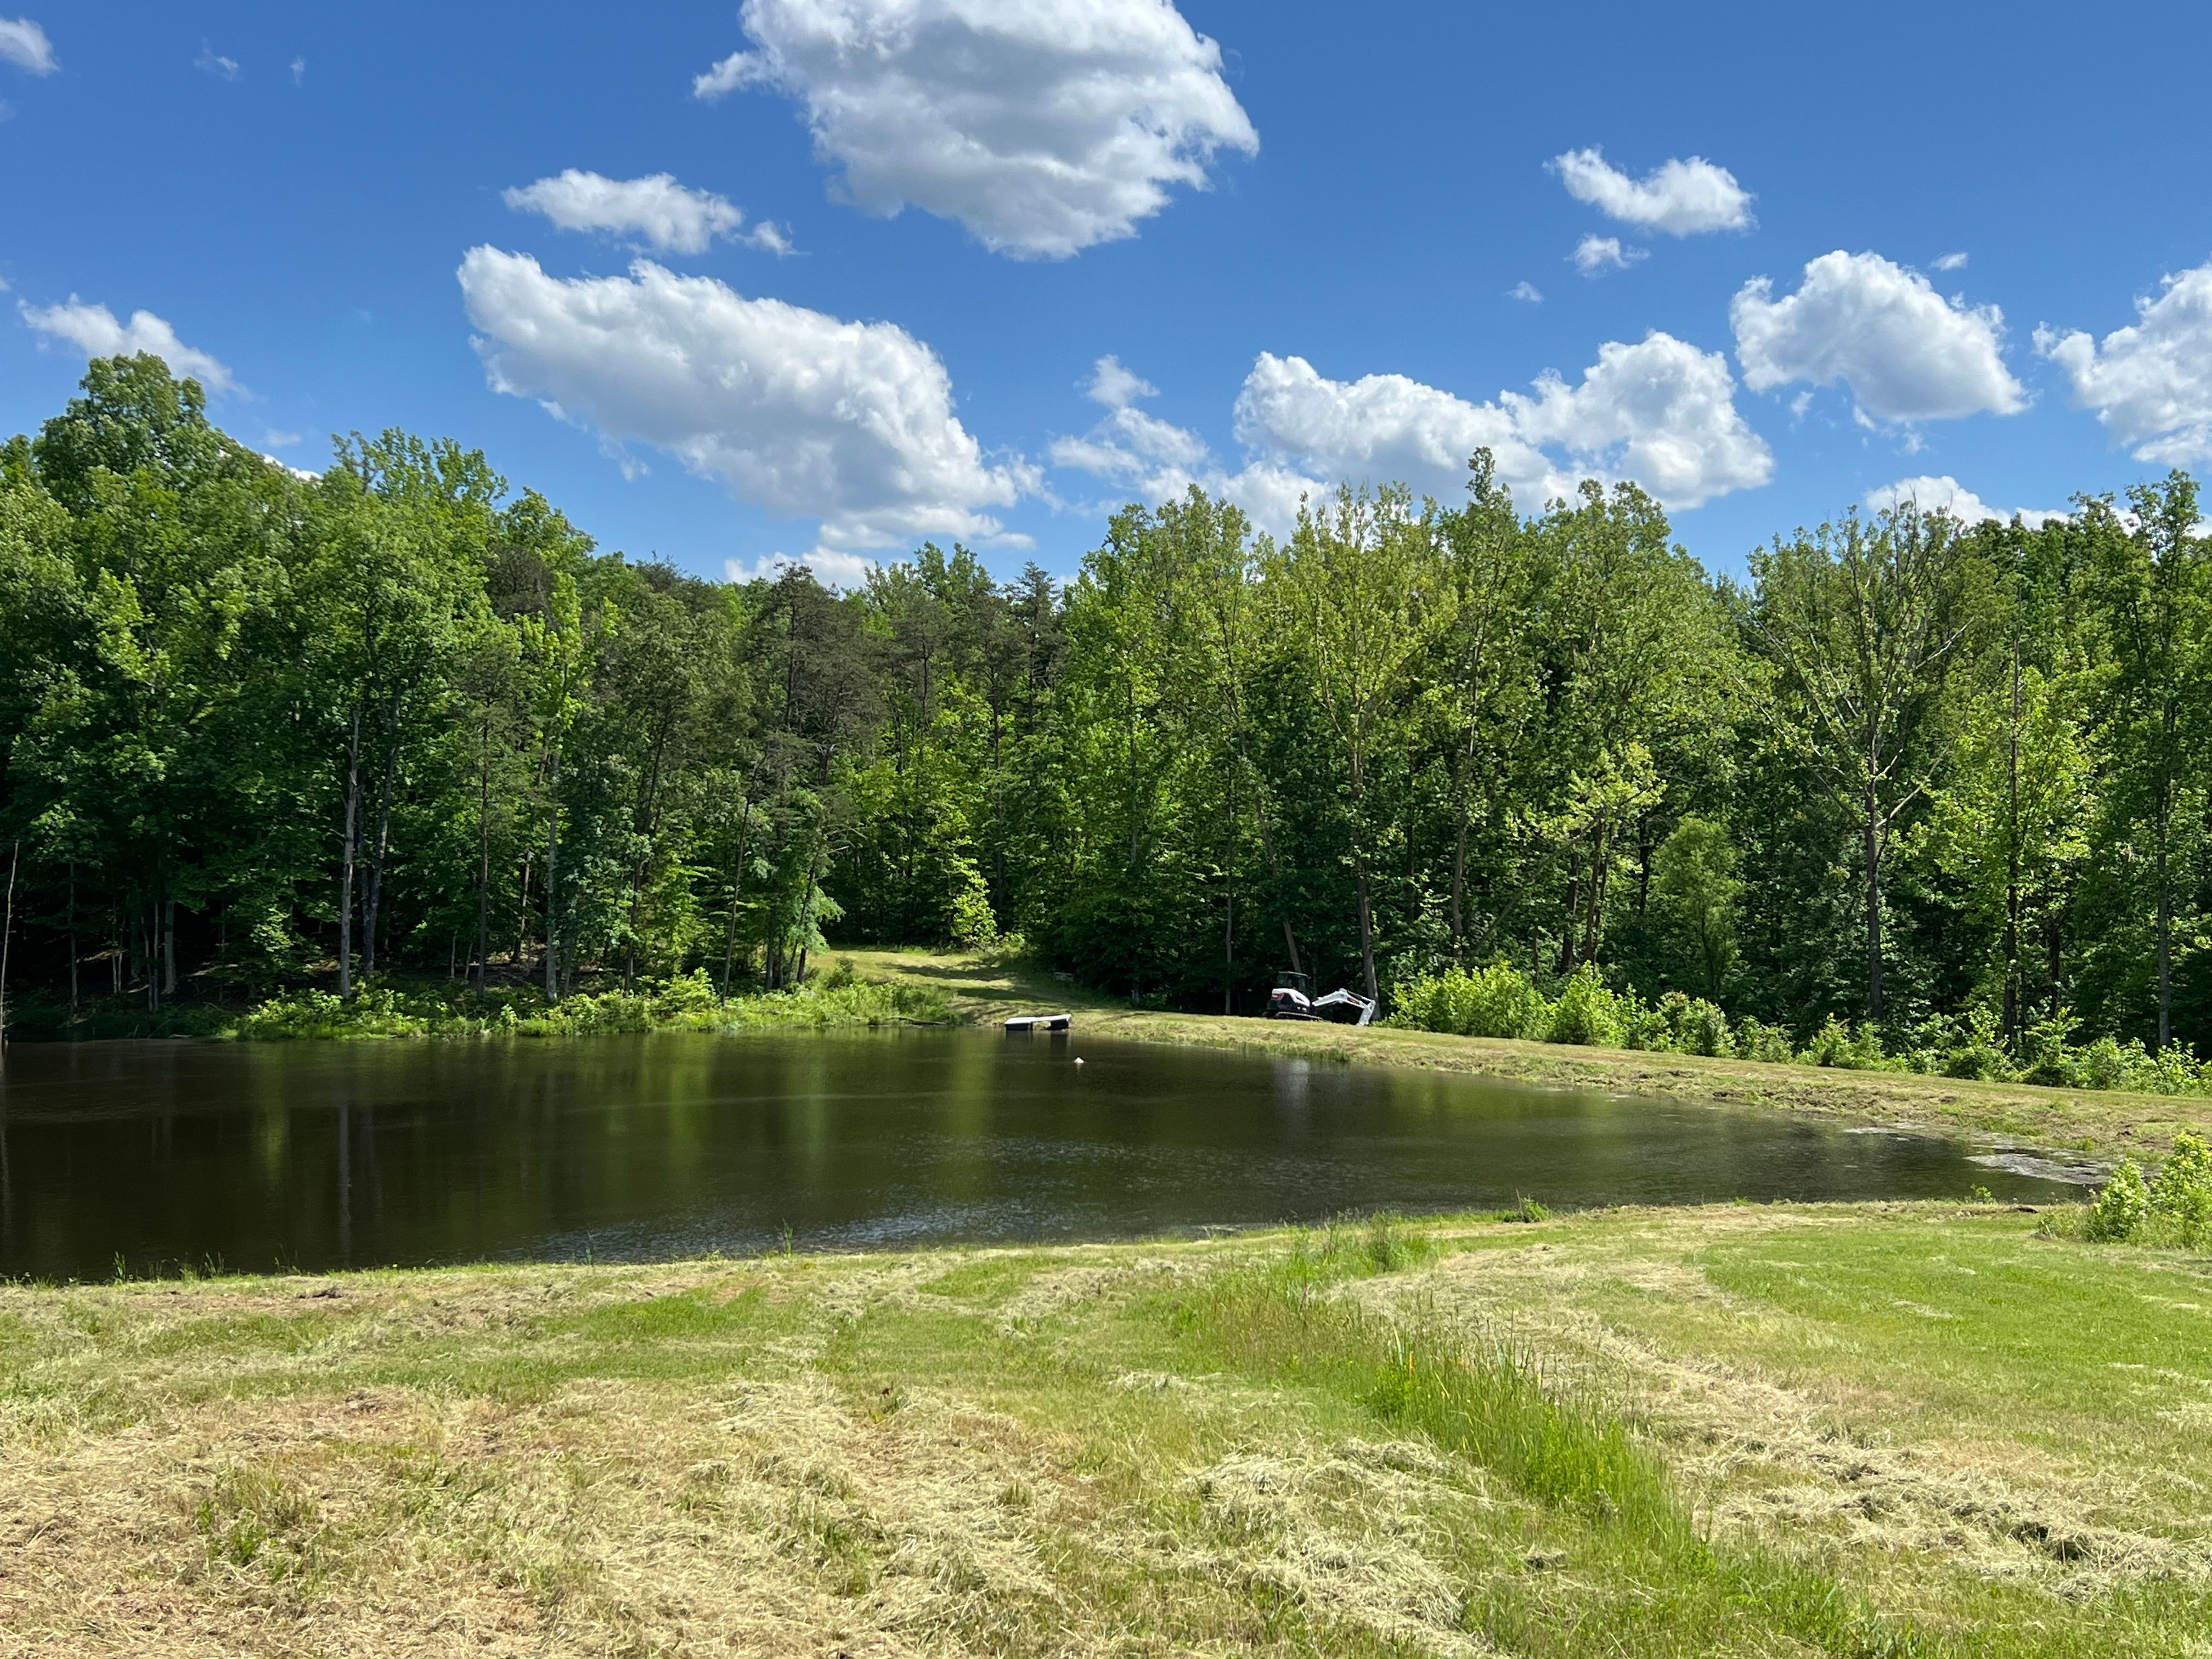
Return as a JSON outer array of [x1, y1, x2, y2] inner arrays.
[[0, 355, 2207, 1056]]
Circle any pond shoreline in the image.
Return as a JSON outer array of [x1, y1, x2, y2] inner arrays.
[[844, 948, 2210, 1165]]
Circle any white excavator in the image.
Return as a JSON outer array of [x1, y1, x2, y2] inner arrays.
[[1264, 970, 1377, 1026]]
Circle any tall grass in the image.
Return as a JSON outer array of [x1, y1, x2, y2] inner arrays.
[[1173, 1216, 1949, 1656]]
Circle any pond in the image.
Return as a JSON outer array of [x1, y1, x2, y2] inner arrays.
[[0, 1028, 2083, 1280]]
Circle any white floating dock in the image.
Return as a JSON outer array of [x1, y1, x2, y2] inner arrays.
[[1003, 1013, 1073, 1032]]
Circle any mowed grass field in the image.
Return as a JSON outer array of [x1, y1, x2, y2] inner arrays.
[[5, 1203, 2210, 1656]]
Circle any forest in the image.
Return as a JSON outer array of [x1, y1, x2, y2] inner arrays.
[[0, 354, 2207, 1062]]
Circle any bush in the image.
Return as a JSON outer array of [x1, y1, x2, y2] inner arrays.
[[1544, 963, 1627, 1048], [228, 969, 952, 1042], [1941, 1008, 2014, 1082], [2152, 1131, 2212, 1246], [1732, 1018, 1793, 1064], [1391, 962, 1548, 1040], [2085, 1160, 2152, 1242], [1619, 993, 1674, 1052], [1386, 962, 2212, 1102], [2020, 1009, 2081, 1086], [1802, 1015, 1885, 1070], [1656, 990, 1730, 1057]]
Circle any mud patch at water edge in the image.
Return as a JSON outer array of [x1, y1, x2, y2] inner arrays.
[[1968, 1149, 2107, 1185]]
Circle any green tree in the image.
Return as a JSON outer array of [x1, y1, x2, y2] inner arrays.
[[2080, 476, 2210, 1050], [1269, 486, 1447, 1001], [1748, 506, 1979, 1023], [1649, 816, 1741, 1000]]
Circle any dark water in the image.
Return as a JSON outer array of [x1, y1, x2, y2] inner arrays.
[[0, 1029, 2080, 1279]]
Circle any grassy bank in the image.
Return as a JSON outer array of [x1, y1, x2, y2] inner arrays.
[[5, 1203, 2208, 1655], [846, 948, 2212, 1164], [6, 967, 955, 1042]]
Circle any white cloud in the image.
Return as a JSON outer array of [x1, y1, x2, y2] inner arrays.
[[1933, 251, 1968, 272], [1549, 146, 1752, 235], [2035, 258, 2212, 466], [1572, 234, 1645, 276], [290, 56, 305, 86], [693, 0, 1257, 259], [264, 428, 302, 449], [19, 298, 236, 392], [1083, 354, 1156, 410], [1054, 335, 1771, 533], [1047, 355, 1316, 530], [1051, 356, 1209, 479], [1731, 250, 2026, 422], [1500, 333, 1774, 507], [1865, 474, 2063, 529], [503, 170, 792, 256], [0, 15, 54, 74], [195, 46, 240, 81], [1231, 353, 1561, 512], [726, 548, 879, 590], [458, 247, 1029, 551], [1508, 280, 1543, 304], [747, 219, 795, 256]]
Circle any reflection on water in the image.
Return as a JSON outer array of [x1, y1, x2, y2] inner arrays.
[[0, 1029, 2076, 1279]]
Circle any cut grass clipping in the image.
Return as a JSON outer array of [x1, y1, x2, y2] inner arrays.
[[1175, 1217, 1943, 1656]]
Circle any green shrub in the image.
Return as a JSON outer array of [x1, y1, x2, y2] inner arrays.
[[2152, 1131, 2212, 1246], [1941, 1008, 2014, 1082], [1544, 963, 1627, 1047], [1656, 990, 1730, 1057], [2137, 1041, 2210, 1096], [1618, 993, 1674, 1052], [2020, 1009, 2081, 1086], [1391, 962, 1548, 1040], [1732, 1018, 1793, 1063], [2085, 1160, 2152, 1242], [228, 969, 950, 1042], [1802, 1015, 1884, 1070]]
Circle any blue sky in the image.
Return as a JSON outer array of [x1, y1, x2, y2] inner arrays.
[[6, 2, 2212, 584]]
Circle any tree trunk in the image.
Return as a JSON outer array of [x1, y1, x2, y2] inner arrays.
[[720, 761, 765, 1002], [474, 713, 491, 996], [1125, 679, 1141, 873], [163, 897, 176, 997], [1223, 761, 1237, 1015], [793, 837, 827, 987], [363, 692, 403, 979], [623, 720, 673, 993], [544, 743, 561, 1005], [1450, 809, 1468, 960], [1355, 855, 1378, 1003], [0, 843, 18, 1046], [1556, 853, 1581, 975], [2003, 642, 2022, 1042], [340, 706, 362, 998], [2154, 778, 2172, 1052], [67, 863, 77, 1015], [1864, 788, 1885, 1023]]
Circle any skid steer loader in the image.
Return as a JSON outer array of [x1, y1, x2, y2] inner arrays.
[[1264, 971, 1376, 1026]]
